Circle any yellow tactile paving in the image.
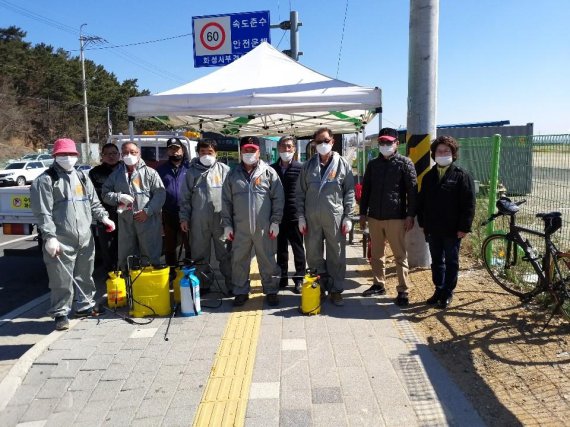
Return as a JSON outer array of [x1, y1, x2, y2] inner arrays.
[[193, 257, 263, 427]]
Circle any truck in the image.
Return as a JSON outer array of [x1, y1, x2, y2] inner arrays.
[[107, 133, 198, 168], [0, 134, 198, 240]]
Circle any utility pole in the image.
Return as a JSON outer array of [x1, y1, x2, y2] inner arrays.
[[406, 0, 439, 267], [271, 10, 302, 60], [79, 24, 105, 162]]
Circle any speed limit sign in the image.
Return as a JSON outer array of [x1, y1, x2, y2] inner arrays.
[[192, 11, 271, 68], [193, 16, 231, 56]]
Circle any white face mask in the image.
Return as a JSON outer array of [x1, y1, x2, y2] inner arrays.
[[279, 152, 294, 162], [200, 155, 215, 166], [316, 143, 332, 156], [379, 145, 395, 157], [55, 155, 78, 171], [242, 153, 258, 166], [122, 154, 138, 166], [435, 155, 453, 167]]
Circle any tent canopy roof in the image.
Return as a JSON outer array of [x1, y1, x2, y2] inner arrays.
[[128, 42, 381, 137]]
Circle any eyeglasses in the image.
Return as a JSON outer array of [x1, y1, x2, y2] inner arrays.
[[315, 139, 332, 144], [378, 141, 395, 147], [103, 152, 119, 156]]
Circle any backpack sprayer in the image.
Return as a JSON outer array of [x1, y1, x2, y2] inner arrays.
[[126, 255, 170, 318], [299, 269, 322, 315]]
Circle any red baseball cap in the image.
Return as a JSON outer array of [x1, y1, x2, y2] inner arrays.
[[240, 136, 260, 150]]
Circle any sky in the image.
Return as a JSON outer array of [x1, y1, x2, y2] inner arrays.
[[1, 0, 568, 135]]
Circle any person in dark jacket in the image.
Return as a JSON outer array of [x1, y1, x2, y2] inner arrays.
[[359, 128, 418, 306], [89, 143, 121, 272], [417, 135, 475, 308], [156, 138, 190, 268], [270, 135, 306, 294]]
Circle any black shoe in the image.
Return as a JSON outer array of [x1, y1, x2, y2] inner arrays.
[[75, 306, 102, 318], [395, 292, 409, 307], [437, 295, 453, 309], [266, 294, 279, 307], [279, 277, 288, 289], [200, 287, 211, 295], [330, 292, 344, 306], [426, 290, 442, 305], [293, 281, 302, 294], [233, 294, 249, 307], [362, 284, 386, 297], [224, 289, 234, 298], [55, 315, 69, 331]]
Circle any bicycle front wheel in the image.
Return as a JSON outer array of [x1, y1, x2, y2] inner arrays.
[[551, 253, 570, 321], [481, 234, 538, 298]]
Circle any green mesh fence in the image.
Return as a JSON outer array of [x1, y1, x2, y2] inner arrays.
[[357, 134, 570, 251]]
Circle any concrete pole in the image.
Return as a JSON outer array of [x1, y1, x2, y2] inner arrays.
[[79, 24, 90, 163], [406, 0, 439, 267]]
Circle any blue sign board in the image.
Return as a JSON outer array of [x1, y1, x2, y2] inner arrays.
[[192, 11, 271, 68]]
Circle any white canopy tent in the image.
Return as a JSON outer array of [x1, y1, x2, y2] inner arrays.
[[128, 42, 381, 137]]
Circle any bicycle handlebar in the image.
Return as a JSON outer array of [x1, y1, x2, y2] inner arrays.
[[480, 199, 527, 226]]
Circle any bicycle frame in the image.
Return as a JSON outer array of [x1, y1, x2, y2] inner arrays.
[[503, 213, 563, 298]]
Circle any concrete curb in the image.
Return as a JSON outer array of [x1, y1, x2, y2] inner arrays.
[[0, 318, 79, 412], [0, 293, 49, 328]]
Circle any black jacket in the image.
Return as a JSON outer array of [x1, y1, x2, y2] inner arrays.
[[417, 163, 476, 237], [270, 159, 302, 221], [360, 153, 418, 220], [89, 163, 119, 221]]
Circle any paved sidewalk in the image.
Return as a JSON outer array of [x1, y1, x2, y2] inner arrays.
[[0, 237, 484, 426]]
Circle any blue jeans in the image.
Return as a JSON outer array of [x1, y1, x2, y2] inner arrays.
[[427, 235, 461, 298]]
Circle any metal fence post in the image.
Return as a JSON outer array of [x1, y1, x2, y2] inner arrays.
[[486, 134, 502, 237]]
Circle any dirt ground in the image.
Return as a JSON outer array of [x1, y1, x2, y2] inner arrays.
[[396, 250, 570, 425]]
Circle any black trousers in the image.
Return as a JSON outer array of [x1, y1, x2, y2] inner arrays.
[[94, 223, 118, 273], [162, 211, 190, 267], [277, 219, 306, 283]]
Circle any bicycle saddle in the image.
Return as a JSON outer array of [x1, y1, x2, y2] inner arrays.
[[537, 212, 563, 234], [536, 212, 561, 219], [496, 197, 519, 215]]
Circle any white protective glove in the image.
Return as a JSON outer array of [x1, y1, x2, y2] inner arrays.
[[118, 194, 134, 205], [102, 217, 116, 232], [342, 218, 353, 236], [298, 216, 307, 236], [45, 237, 61, 258], [269, 223, 279, 240], [223, 226, 234, 242]]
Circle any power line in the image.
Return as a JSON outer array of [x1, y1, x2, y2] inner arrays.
[[0, 0, 77, 35], [336, 0, 350, 78], [0, 92, 111, 111], [75, 33, 192, 51], [0, 0, 187, 85]]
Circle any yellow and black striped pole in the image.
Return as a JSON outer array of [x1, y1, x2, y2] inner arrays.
[[407, 133, 431, 191]]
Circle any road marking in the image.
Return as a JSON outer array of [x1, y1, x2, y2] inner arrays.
[[193, 257, 263, 427], [0, 233, 38, 248]]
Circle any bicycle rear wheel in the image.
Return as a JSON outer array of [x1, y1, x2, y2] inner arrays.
[[481, 234, 538, 298], [550, 253, 570, 321]]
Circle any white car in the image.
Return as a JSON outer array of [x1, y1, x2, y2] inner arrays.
[[8, 153, 53, 165], [0, 161, 47, 186]]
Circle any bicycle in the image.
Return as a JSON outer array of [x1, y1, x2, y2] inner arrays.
[[481, 197, 570, 325]]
